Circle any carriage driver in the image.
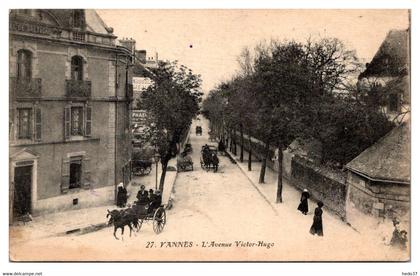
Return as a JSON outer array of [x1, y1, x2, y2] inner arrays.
[[148, 190, 162, 213], [136, 185, 149, 204]]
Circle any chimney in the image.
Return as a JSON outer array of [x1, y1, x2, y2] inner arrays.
[[136, 50, 147, 63], [119, 38, 136, 54]]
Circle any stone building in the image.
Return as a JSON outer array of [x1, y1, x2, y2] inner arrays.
[[345, 122, 410, 228], [9, 9, 133, 222]]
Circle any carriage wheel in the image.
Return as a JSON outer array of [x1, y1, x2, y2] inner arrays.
[[153, 207, 166, 234], [143, 166, 152, 175]]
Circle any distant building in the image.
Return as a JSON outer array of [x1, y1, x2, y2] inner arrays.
[[9, 9, 133, 221], [358, 29, 410, 122], [345, 122, 410, 227]]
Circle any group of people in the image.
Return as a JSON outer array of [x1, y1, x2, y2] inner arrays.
[[390, 218, 408, 250], [136, 184, 163, 212], [116, 183, 162, 213], [297, 189, 324, 237]]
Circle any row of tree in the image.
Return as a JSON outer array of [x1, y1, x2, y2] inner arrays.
[[202, 37, 395, 203]]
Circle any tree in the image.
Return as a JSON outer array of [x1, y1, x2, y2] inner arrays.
[[141, 61, 202, 191]]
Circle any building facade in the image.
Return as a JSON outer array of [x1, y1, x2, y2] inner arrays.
[[9, 9, 133, 222]]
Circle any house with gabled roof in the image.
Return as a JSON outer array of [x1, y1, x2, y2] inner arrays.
[[358, 29, 410, 123], [345, 122, 410, 227]]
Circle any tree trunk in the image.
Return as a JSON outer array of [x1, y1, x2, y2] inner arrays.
[[276, 144, 283, 203], [258, 141, 270, 183], [229, 129, 233, 152], [240, 125, 244, 162], [158, 158, 169, 192], [233, 129, 237, 155], [248, 136, 252, 171]]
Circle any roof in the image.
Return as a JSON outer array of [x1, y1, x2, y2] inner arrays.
[[84, 10, 111, 35], [44, 10, 112, 35], [345, 122, 410, 184], [359, 29, 409, 79]]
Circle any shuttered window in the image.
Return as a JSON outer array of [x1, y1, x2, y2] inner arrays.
[[17, 108, 32, 139], [64, 104, 92, 140], [34, 106, 42, 141], [64, 105, 71, 140], [17, 50, 32, 80], [82, 156, 91, 189], [61, 155, 91, 193], [85, 104, 92, 137], [61, 157, 70, 193]]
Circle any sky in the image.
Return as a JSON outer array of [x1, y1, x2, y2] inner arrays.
[[97, 9, 409, 93]]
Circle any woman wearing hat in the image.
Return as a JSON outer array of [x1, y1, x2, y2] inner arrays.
[[297, 189, 310, 215], [310, 201, 324, 236], [116, 182, 128, 208]]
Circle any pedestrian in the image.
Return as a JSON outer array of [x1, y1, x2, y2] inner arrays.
[[310, 201, 324, 236], [116, 182, 128, 208], [297, 189, 310, 215], [136, 184, 149, 204]]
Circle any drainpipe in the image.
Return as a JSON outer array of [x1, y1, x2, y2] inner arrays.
[[114, 52, 118, 204]]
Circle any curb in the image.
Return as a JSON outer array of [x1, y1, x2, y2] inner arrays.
[[64, 222, 109, 236], [225, 150, 279, 216]]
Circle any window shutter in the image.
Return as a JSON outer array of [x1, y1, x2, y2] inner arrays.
[[34, 106, 42, 141], [64, 105, 71, 140], [61, 157, 70, 193], [82, 156, 91, 189], [85, 104, 92, 137]]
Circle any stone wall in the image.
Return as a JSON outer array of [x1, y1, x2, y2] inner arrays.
[[346, 171, 410, 222], [290, 157, 347, 219]]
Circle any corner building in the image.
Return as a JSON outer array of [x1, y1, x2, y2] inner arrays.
[[9, 9, 133, 221]]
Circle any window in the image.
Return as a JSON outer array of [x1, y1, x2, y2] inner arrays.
[[71, 56, 83, 81], [69, 157, 82, 189], [71, 107, 84, 136], [17, 108, 32, 139], [61, 155, 91, 193], [64, 104, 92, 139], [73, 10, 83, 28], [17, 50, 32, 80]]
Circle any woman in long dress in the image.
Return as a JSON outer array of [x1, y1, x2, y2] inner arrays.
[[297, 189, 310, 215], [310, 201, 324, 236]]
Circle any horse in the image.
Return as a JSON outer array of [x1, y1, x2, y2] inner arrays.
[[211, 153, 219, 172], [106, 208, 139, 240]]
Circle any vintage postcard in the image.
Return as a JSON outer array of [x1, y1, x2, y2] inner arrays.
[[8, 9, 410, 262]]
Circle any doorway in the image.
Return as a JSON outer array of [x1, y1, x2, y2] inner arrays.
[[13, 165, 32, 217]]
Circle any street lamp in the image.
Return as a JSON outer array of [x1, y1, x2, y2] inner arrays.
[[153, 152, 161, 190]]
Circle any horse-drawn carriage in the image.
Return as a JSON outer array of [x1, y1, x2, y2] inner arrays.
[[106, 202, 167, 239], [177, 153, 194, 172], [196, 126, 202, 136], [131, 147, 154, 176], [200, 145, 219, 172]]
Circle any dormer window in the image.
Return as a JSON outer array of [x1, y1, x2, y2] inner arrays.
[[71, 56, 83, 81], [73, 10, 83, 28]]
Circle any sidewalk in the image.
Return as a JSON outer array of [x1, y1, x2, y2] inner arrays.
[[10, 158, 179, 244], [224, 147, 405, 249], [225, 147, 356, 229]]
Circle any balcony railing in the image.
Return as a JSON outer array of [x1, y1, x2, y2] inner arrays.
[[10, 77, 42, 99], [65, 80, 92, 98]]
